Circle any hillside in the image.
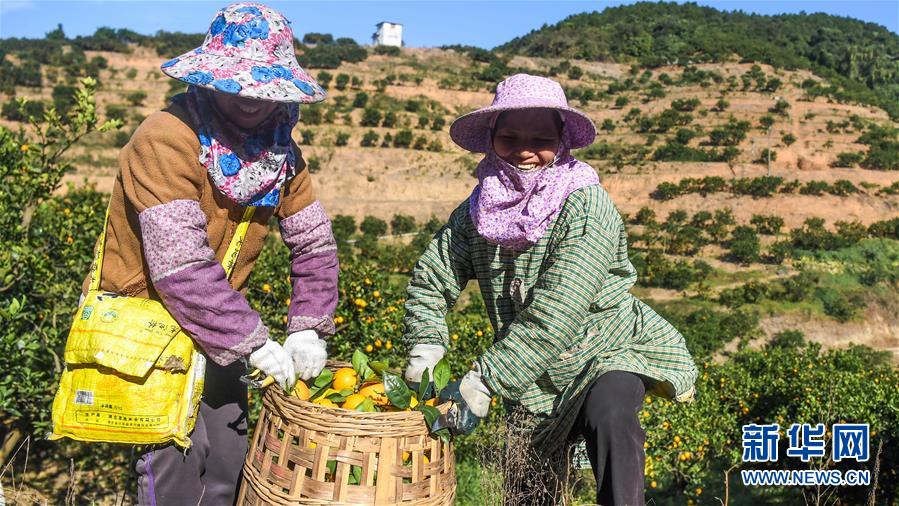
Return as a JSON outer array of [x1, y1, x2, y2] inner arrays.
[[1, 21, 898, 361], [498, 1, 899, 119]]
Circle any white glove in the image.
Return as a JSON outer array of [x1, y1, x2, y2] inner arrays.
[[283, 330, 327, 380], [248, 339, 296, 390], [459, 364, 492, 417], [404, 344, 446, 384]]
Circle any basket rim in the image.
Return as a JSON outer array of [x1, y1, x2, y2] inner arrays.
[[269, 360, 451, 421]]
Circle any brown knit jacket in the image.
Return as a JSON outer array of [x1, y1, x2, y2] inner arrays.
[[82, 98, 315, 300]]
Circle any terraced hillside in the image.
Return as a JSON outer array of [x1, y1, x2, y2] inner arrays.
[[1, 35, 898, 360]]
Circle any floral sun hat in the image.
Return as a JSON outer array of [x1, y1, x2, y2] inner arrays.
[[449, 73, 596, 153], [160, 2, 326, 104]]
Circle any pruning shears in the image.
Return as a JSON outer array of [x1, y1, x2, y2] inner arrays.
[[240, 368, 276, 389], [429, 401, 480, 436]]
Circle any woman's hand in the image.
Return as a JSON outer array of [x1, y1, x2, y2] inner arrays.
[[435, 364, 492, 435], [248, 339, 296, 390], [404, 344, 446, 384], [283, 330, 327, 380]]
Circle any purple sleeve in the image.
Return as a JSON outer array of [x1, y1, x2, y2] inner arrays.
[[139, 199, 268, 366], [279, 200, 339, 337]]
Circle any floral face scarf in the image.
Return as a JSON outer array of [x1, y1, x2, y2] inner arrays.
[[179, 85, 298, 206], [469, 117, 600, 251]]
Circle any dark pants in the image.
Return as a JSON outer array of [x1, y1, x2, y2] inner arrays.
[[503, 371, 647, 506], [573, 370, 647, 506], [136, 360, 249, 506]]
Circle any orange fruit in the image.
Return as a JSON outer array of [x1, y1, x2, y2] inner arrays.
[[292, 380, 311, 401], [359, 383, 389, 405], [342, 393, 367, 410], [425, 398, 436, 407], [313, 398, 338, 408], [403, 451, 411, 462], [333, 368, 358, 390], [409, 395, 419, 409]]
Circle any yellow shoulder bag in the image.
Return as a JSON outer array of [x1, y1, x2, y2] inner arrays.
[[50, 205, 255, 448]]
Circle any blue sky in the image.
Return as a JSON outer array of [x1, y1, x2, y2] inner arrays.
[[0, 1, 896, 47]]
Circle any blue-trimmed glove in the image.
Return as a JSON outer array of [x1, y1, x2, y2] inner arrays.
[[435, 364, 492, 435]]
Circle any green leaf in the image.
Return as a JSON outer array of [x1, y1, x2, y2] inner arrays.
[[352, 349, 368, 374], [355, 397, 376, 412], [369, 360, 390, 375], [382, 371, 412, 410], [350, 465, 362, 485], [418, 368, 430, 400], [415, 404, 441, 429], [326, 389, 350, 404], [326, 460, 337, 477], [433, 358, 450, 395], [434, 427, 451, 443], [352, 348, 375, 380], [309, 369, 334, 400]]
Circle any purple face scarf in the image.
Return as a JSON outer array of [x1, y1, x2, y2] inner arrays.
[[179, 86, 299, 206], [469, 121, 600, 251]]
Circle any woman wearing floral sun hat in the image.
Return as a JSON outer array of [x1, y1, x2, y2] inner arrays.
[[82, 3, 336, 504]]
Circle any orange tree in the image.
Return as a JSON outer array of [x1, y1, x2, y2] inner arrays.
[[0, 78, 120, 465], [643, 335, 899, 505]]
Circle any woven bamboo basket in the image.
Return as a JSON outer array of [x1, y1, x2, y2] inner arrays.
[[238, 365, 456, 505]]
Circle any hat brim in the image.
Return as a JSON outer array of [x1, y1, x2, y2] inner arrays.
[[449, 102, 596, 153], [160, 49, 326, 104]]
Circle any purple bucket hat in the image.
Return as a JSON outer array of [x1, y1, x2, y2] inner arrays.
[[160, 2, 325, 104], [450, 73, 596, 153]]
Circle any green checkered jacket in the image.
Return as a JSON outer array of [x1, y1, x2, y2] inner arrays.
[[404, 185, 697, 455]]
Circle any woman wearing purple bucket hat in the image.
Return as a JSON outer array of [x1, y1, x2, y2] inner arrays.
[[85, 3, 337, 504], [403, 74, 698, 505]]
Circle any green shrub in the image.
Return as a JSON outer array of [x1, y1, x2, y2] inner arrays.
[[113, 130, 131, 147], [729, 226, 760, 264], [105, 104, 128, 123], [769, 98, 790, 115], [360, 130, 379, 147], [299, 129, 315, 145], [335, 73, 350, 90], [755, 148, 776, 164], [799, 180, 831, 196], [390, 214, 417, 234], [1, 99, 45, 122], [633, 206, 657, 225], [307, 155, 321, 173], [359, 107, 382, 127], [125, 90, 147, 107], [816, 287, 863, 322], [750, 214, 784, 235], [670, 98, 700, 112], [831, 179, 859, 196], [382, 111, 397, 128], [393, 129, 413, 148], [708, 118, 750, 146], [832, 151, 864, 168], [335, 132, 350, 146], [374, 45, 401, 56], [331, 214, 356, 243], [360, 216, 387, 237], [316, 71, 333, 88]]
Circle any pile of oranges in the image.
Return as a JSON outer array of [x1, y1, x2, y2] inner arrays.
[[287, 354, 438, 413]]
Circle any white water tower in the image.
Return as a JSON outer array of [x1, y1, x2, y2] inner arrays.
[[372, 21, 403, 47]]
